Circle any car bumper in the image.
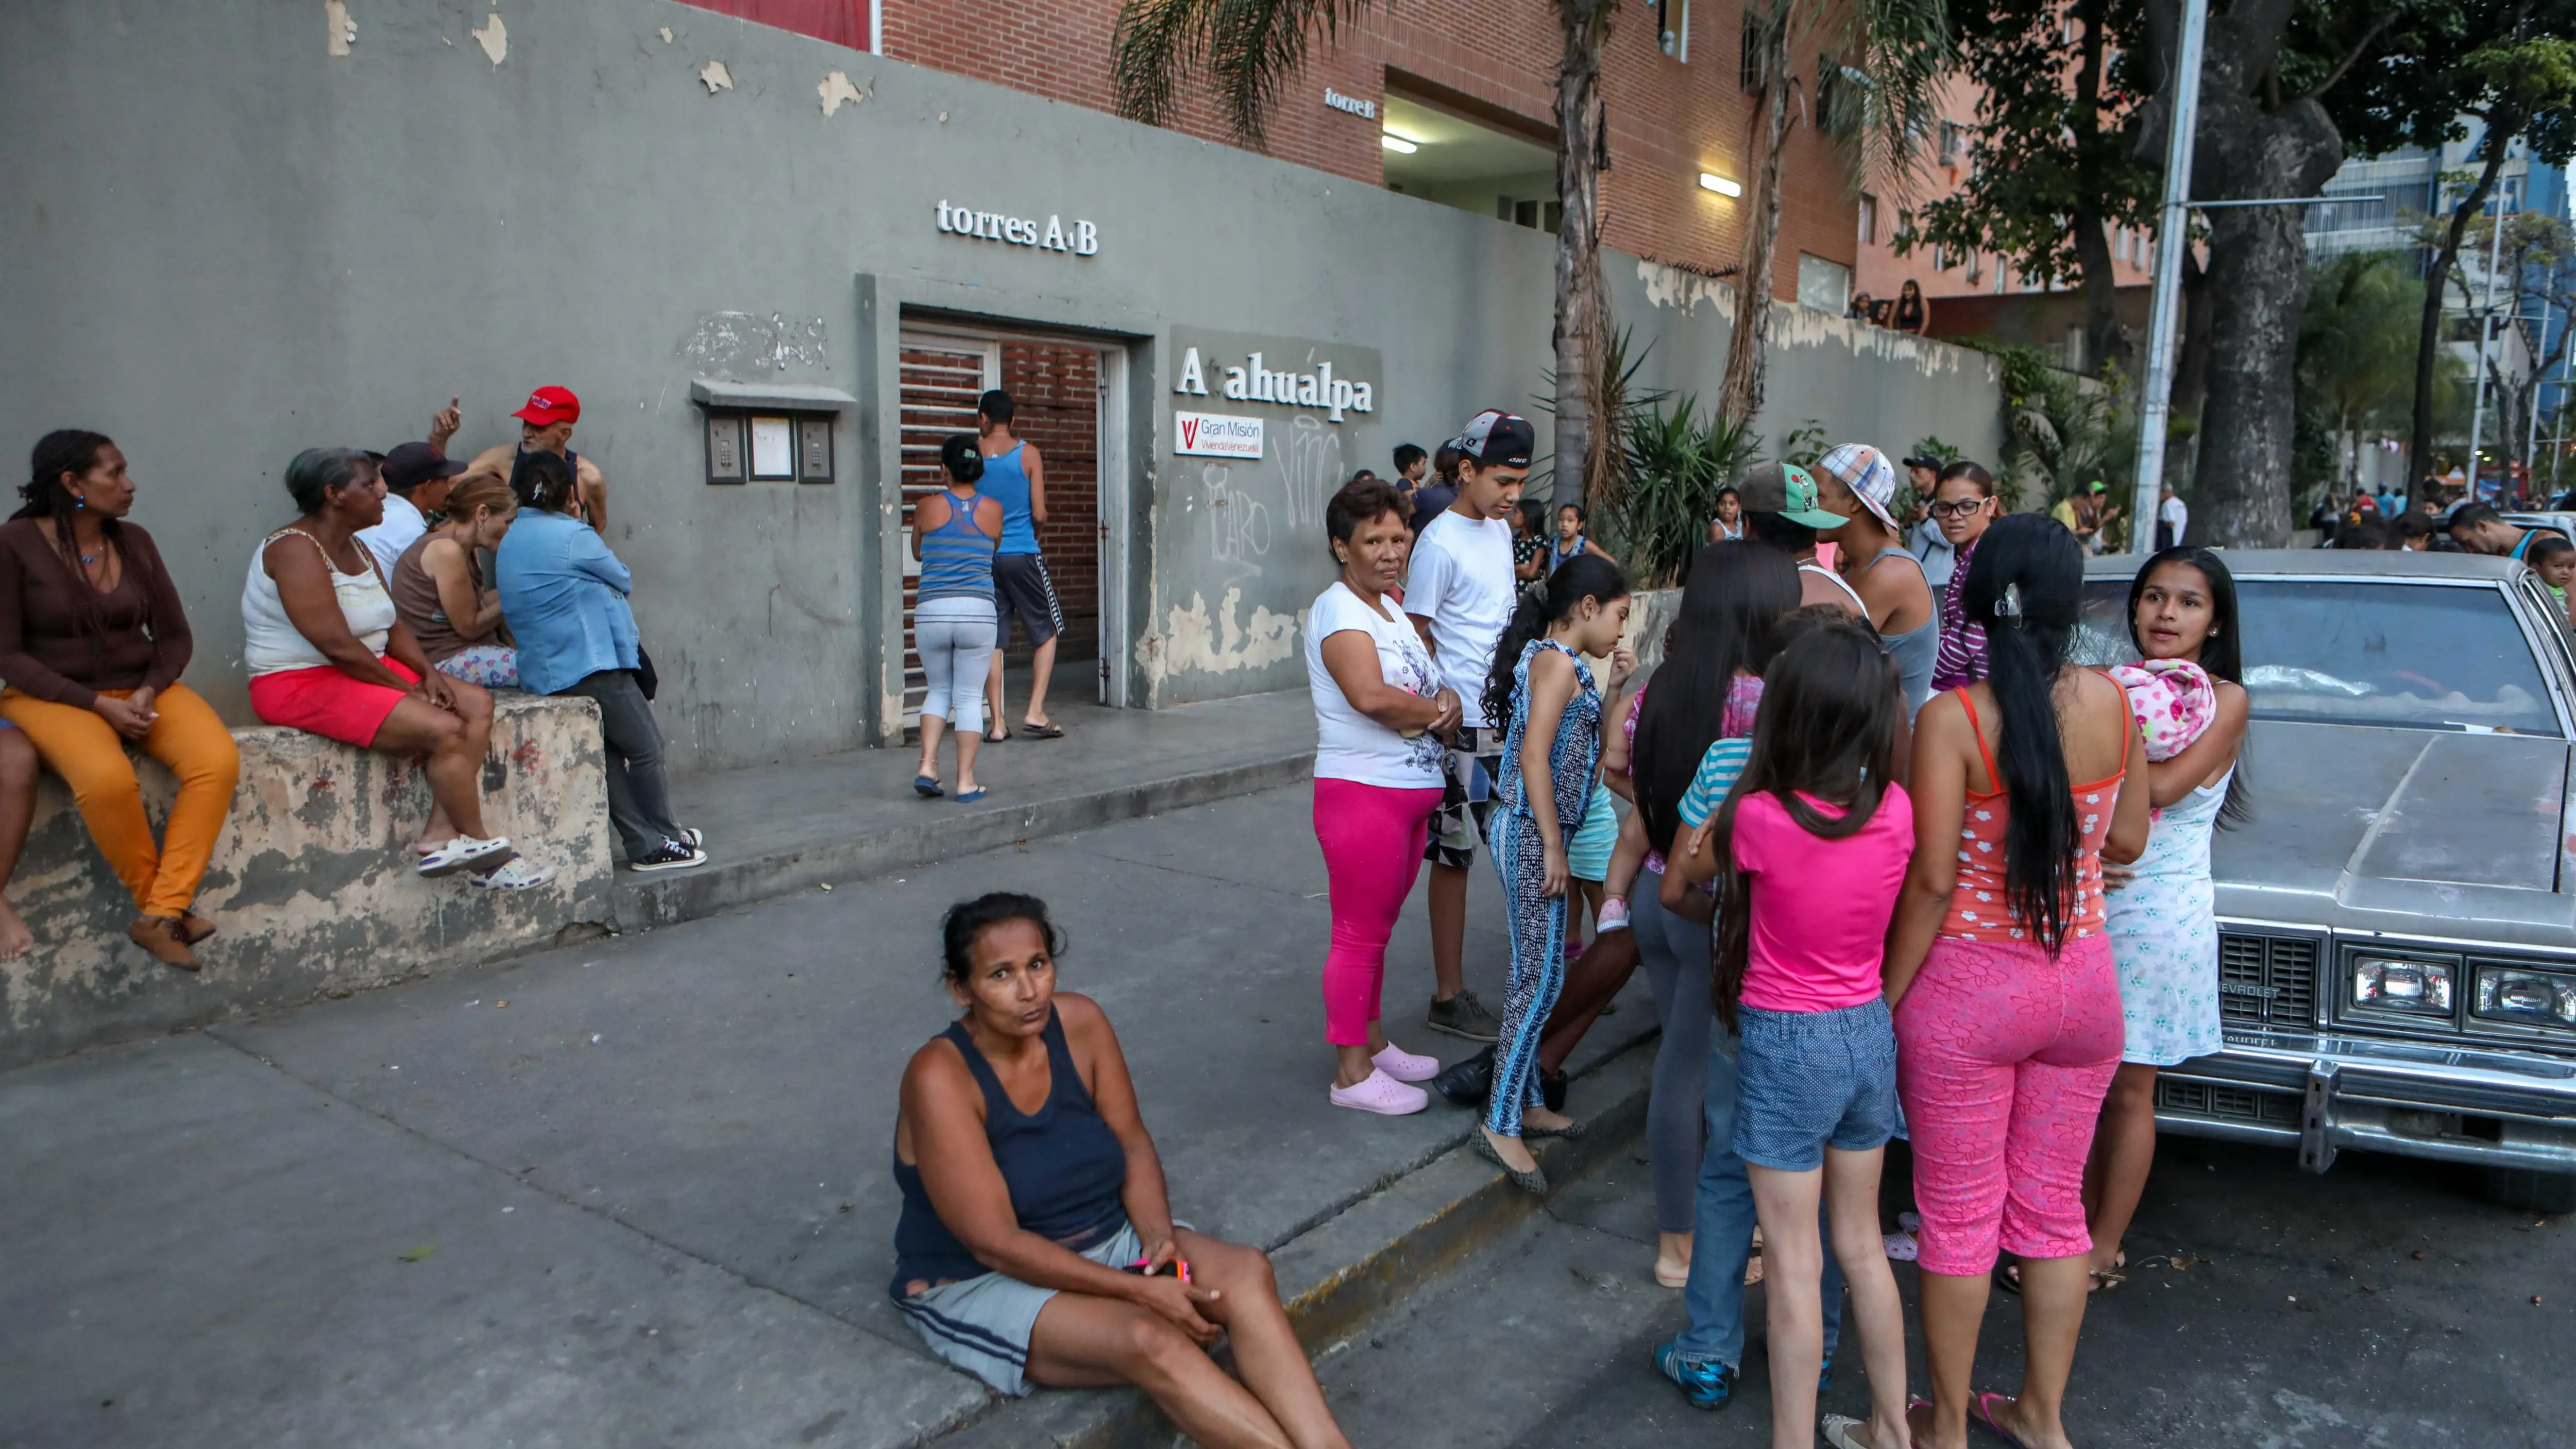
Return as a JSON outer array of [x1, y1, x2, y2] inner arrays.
[[2155, 1031, 2576, 1174]]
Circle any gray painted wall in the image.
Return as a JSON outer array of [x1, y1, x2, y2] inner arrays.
[[2, 0, 2005, 771]]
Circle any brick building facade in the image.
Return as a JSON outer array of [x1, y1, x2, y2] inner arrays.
[[709, 0, 1867, 304]]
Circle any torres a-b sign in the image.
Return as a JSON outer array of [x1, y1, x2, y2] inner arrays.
[[936, 201, 1098, 256], [1175, 346, 1375, 423]]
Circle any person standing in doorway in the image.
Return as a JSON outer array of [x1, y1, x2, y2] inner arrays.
[[974, 389, 1066, 742], [912, 436, 1004, 803], [1928, 462, 2000, 691], [1815, 444, 1941, 714], [1405, 411, 1534, 1047], [470, 386, 611, 535]]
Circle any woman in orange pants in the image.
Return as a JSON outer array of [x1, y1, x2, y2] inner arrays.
[[0, 432, 239, 970]]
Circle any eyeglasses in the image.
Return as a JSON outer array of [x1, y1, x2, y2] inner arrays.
[[1926, 499, 1992, 520]]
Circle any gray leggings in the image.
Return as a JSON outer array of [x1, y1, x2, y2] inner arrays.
[[1633, 866, 1715, 1234], [917, 599, 997, 734]]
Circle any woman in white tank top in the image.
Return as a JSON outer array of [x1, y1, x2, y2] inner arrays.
[[245, 448, 552, 889]]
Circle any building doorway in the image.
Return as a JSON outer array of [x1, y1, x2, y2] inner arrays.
[[896, 325, 1126, 728]]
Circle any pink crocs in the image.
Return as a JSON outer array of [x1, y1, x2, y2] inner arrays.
[[1330, 1068, 1431, 1116], [1371, 1043, 1441, 1083]]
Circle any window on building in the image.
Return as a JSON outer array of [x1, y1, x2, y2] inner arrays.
[[1797, 253, 1853, 313], [1740, 14, 1767, 92], [2065, 325, 2087, 373], [1378, 83, 1559, 229], [1965, 249, 1983, 283], [1655, 0, 1691, 60], [1858, 193, 1878, 247], [1938, 120, 1965, 165]]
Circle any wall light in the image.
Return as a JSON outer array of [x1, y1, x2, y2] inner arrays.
[[1381, 132, 1420, 154], [1699, 173, 1743, 198]]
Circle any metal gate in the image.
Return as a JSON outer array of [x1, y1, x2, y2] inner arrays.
[[895, 335, 999, 728]]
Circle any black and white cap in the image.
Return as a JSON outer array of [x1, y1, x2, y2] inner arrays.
[[1452, 410, 1535, 468]]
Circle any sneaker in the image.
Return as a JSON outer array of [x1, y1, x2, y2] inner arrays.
[[1651, 1339, 1738, 1411], [1328, 1068, 1430, 1116], [628, 838, 708, 873], [681, 827, 704, 850], [1597, 897, 1631, 932], [467, 857, 557, 891], [1371, 1043, 1440, 1083], [1425, 990, 1502, 1043]]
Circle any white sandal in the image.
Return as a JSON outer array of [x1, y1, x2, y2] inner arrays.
[[416, 835, 513, 878], [466, 857, 556, 891]]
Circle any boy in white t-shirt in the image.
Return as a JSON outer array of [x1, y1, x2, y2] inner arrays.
[[1403, 409, 1534, 1043]]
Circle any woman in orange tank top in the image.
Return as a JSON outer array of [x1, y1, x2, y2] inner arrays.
[[1881, 515, 2150, 1449]]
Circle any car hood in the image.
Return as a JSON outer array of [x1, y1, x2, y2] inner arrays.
[[2214, 721, 2576, 947]]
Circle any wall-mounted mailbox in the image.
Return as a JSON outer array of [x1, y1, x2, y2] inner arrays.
[[689, 378, 856, 486]]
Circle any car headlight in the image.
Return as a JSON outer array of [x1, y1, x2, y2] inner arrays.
[[2351, 956, 2454, 1015], [2474, 966, 2576, 1027]]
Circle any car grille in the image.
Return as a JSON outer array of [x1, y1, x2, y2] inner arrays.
[[2218, 932, 2319, 1028], [2157, 1078, 2301, 1126]]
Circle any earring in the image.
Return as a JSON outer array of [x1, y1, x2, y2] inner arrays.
[[73, 498, 84, 510]]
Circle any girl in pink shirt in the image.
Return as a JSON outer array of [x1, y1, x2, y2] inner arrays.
[[1706, 618, 1913, 1449]]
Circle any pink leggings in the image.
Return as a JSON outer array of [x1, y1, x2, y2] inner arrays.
[[1894, 933, 2124, 1277], [1313, 778, 1442, 1046]]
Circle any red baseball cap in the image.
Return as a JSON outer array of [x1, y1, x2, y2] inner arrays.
[[512, 385, 581, 426]]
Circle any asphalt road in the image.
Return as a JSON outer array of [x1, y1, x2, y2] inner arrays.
[[1313, 1128, 2574, 1447]]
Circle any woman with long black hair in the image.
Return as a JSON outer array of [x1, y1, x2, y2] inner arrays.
[[2081, 548, 2249, 1291], [1883, 514, 2149, 1449]]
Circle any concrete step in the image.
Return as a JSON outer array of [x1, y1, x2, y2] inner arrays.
[[621, 688, 1313, 930], [925, 1037, 1656, 1448]]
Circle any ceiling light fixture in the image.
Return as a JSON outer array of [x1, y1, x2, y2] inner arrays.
[[1381, 133, 1420, 154], [1699, 173, 1743, 198]]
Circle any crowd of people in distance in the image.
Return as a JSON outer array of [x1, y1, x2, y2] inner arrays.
[[0, 390, 702, 969]]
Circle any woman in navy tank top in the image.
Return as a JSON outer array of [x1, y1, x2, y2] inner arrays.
[[892, 893, 1352, 1444]]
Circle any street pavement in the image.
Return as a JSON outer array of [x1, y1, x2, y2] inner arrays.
[[1316, 1130, 2576, 1447], [6, 779, 2573, 1447], [0, 783, 1645, 1449]]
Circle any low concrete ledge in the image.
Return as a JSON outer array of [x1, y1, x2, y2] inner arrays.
[[0, 695, 616, 1069]]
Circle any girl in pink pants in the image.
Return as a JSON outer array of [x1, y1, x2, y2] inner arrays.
[[1883, 516, 2149, 1449]]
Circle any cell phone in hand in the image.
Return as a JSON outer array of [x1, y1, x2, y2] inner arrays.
[[1122, 1257, 1192, 1282]]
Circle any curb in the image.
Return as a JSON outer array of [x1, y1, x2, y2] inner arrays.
[[615, 753, 1311, 931], [924, 1036, 1657, 1448]]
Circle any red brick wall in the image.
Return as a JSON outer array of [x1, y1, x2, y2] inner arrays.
[[999, 343, 1100, 661], [882, 0, 1860, 303]]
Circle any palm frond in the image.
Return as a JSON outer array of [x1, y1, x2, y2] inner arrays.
[[1112, 0, 1376, 147]]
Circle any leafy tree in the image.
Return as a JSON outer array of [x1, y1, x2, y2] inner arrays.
[[1717, 0, 1953, 430], [1903, 0, 2158, 378], [2436, 208, 2576, 481], [1110, 0, 1624, 506]]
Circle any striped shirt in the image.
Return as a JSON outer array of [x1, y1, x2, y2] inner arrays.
[[1678, 738, 1755, 830], [1931, 534, 1990, 692]]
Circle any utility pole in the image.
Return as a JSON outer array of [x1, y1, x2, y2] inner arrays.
[[2128, 0, 2207, 552], [2466, 198, 2509, 497], [2529, 296, 2551, 489]]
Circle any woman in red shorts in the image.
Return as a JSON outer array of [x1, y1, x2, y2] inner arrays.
[[242, 447, 552, 889]]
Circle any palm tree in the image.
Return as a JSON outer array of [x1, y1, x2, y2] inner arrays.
[[1717, 0, 1951, 431], [2299, 252, 2435, 490], [1111, 0, 1622, 508]]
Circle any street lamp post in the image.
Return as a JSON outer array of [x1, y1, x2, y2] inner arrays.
[[2127, 0, 2208, 554], [2466, 201, 2510, 498]]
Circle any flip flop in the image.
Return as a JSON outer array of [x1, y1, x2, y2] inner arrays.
[[956, 787, 989, 804], [1019, 720, 1065, 739], [1993, 1260, 2022, 1296], [1970, 1391, 2037, 1448], [913, 776, 944, 798]]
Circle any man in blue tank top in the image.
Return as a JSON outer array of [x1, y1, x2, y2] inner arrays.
[[977, 389, 1067, 739]]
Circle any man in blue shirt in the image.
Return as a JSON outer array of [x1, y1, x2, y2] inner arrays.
[[976, 389, 1067, 740], [2447, 501, 2542, 561]]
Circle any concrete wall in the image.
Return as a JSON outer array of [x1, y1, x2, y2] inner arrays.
[[0, 697, 615, 1069], [1, 0, 2006, 768]]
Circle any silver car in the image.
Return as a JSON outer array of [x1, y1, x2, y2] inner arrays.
[[2079, 550, 2576, 1211]]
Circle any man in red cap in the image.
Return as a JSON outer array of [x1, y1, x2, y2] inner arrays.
[[469, 385, 611, 535]]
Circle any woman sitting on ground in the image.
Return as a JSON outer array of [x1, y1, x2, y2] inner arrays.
[[245, 447, 552, 890], [391, 471, 520, 690], [0, 430, 237, 968], [894, 893, 1352, 1449], [496, 452, 701, 873]]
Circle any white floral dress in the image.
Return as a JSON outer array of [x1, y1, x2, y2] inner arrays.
[[2105, 769, 2230, 1066]]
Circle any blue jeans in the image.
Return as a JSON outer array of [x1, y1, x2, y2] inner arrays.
[[1673, 1033, 1846, 1367]]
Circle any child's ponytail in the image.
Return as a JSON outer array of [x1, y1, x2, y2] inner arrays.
[[1481, 552, 1629, 727]]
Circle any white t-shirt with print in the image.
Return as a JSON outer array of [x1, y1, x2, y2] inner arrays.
[[1404, 507, 1517, 728], [1307, 582, 1446, 789]]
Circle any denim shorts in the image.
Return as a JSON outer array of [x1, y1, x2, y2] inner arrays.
[[1732, 998, 1901, 1171]]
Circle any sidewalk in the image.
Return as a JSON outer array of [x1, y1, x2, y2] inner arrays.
[[628, 684, 1313, 930], [0, 783, 1665, 1449]]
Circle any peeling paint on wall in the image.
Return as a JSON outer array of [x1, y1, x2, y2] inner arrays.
[[819, 70, 869, 117], [324, 0, 356, 57], [678, 311, 828, 374], [1150, 589, 1302, 677], [469, 11, 506, 66], [699, 59, 735, 94], [1636, 259, 1733, 317], [658, 25, 674, 43]]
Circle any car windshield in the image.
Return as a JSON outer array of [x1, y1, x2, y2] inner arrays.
[[2077, 578, 2563, 737]]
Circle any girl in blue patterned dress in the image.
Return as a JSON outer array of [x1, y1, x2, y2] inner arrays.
[[2087, 547, 2249, 1289], [1476, 553, 1634, 1191]]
